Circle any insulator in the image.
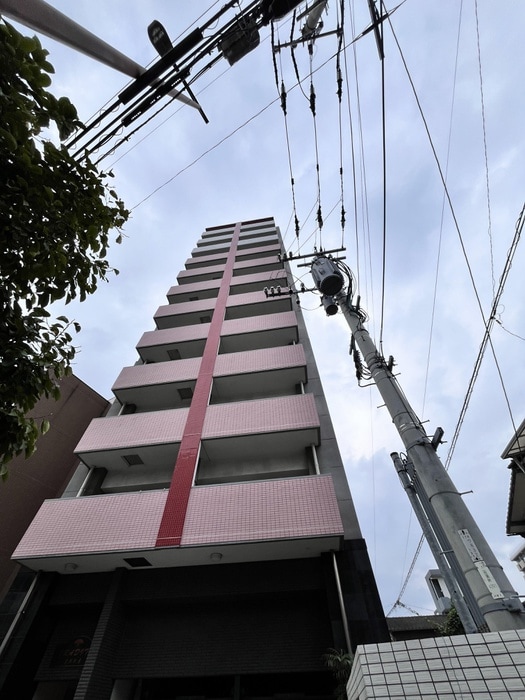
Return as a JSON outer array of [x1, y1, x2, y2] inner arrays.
[[316, 205, 323, 231], [309, 82, 316, 116], [280, 81, 287, 115]]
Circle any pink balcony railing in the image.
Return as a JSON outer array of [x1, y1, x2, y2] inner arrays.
[[13, 475, 342, 567]]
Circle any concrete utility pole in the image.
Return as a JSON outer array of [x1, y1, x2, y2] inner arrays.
[[336, 289, 524, 632], [307, 254, 525, 632]]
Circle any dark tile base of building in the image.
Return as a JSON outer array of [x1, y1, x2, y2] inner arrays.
[[0, 544, 388, 700]]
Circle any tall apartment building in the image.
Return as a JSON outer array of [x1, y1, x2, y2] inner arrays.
[[2, 217, 388, 700]]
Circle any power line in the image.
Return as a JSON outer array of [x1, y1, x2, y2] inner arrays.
[[474, 0, 495, 299], [445, 202, 525, 469], [421, 0, 464, 416]]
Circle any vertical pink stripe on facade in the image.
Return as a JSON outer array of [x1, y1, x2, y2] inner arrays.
[[155, 224, 241, 547]]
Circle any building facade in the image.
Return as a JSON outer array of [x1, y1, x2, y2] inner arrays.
[[0, 375, 109, 604], [2, 217, 388, 699]]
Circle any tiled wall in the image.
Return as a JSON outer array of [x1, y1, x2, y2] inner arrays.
[[347, 628, 525, 699], [13, 475, 343, 561]]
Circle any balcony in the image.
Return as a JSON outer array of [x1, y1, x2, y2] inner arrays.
[[201, 226, 234, 239], [154, 293, 289, 329], [167, 279, 221, 304], [225, 291, 292, 319], [229, 270, 288, 295], [211, 345, 307, 403], [191, 241, 231, 257], [235, 243, 280, 262], [239, 221, 276, 236], [137, 324, 209, 362], [13, 475, 342, 573], [177, 265, 224, 284], [237, 234, 279, 250], [184, 251, 228, 269], [74, 408, 189, 489], [203, 393, 318, 440], [74, 394, 317, 483], [233, 258, 282, 276], [154, 298, 216, 329], [114, 346, 306, 411], [112, 358, 201, 411], [219, 311, 298, 353], [198, 394, 319, 483]]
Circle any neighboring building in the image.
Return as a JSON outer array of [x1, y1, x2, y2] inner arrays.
[[347, 628, 525, 699], [0, 375, 108, 602], [425, 570, 452, 615], [502, 417, 525, 538], [511, 541, 525, 580], [386, 615, 447, 643], [501, 418, 525, 583], [1, 217, 388, 699]]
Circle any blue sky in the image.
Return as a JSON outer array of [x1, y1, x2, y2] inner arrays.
[[8, 1, 525, 617]]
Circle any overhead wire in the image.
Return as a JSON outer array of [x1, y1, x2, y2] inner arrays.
[[67, 1, 260, 161], [378, 0, 387, 356], [286, 15, 325, 250], [498, 322, 525, 343], [307, 43, 324, 247], [107, 4, 279, 169], [335, 0, 347, 249], [444, 202, 525, 470], [385, 16, 513, 466], [67, 2, 222, 148], [344, 2, 376, 337], [125, 16, 373, 218], [107, 64, 231, 168], [392, 1, 464, 611], [387, 2, 523, 606], [272, 20, 301, 241], [474, 0, 495, 299], [421, 0, 464, 415], [385, 1, 491, 611], [130, 93, 279, 211]]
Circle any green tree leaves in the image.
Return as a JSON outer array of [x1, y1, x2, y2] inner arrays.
[[0, 20, 130, 475]]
